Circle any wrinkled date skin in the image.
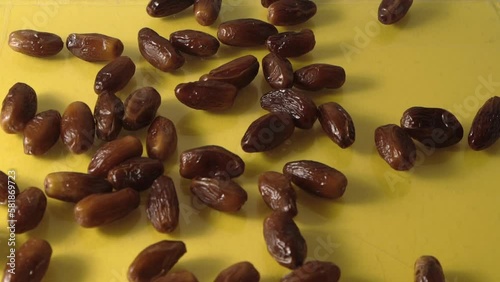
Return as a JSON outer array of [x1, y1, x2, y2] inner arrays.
[[147, 116, 178, 161], [261, 88, 318, 129], [44, 172, 113, 203], [318, 102, 356, 148], [94, 91, 124, 141], [262, 53, 294, 89], [414, 256, 445, 282], [214, 261, 260, 282], [281, 261, 341, 282], [294, 64, 346, 91], [375, 124, 417, 171], [266, 29, 315, 58], [107, 157, 165, 191], [170, 29, 220, 57], [175, 81, 238, 111], [74, 188, 140, 228], [217, 18, 278, 47], [88, 135, 143, 178], [401, 107, 463, 148], [468, 96, 500, 150], [2, 238, 52, 282], [23, 110, 61, 156], [13, 187, 47, 234], [263, 212, 307, 269], [146, 175, 180, 233], [193, 0, 222, 26], [261, 0, 280, 8], [152, 270, 199, 282], [66, 33, 124, 62], [179, 145, 245, 179], [128, 240, 187, 282], [268, 0, 317, 26], [241, 112, 295, 153], [190, 177, 248, 212], [61, 101, 95, 154], [378, 0, 413, 25], [283, 160, 347, 199], [94, 56, 136, 94], [258, 171, 297, 217], [147, 0, 195, 17], [123, 87, 162, 131], [0, 171, 19, 205], [1, 82, 37, 134], [138, 27, 185, 72], [8, 29, 63, 57], [200, 55, 260, 89]]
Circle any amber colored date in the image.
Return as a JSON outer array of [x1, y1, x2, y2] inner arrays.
[[1, 82, 37, 134], [44, 172, 113, 203], [107, 157, 165, 191], [170, 29, 220, 57], [94, 56, 136, 94], [94, 91, 124, 141], [175, 80, 238, 111], [375, 124, 416, 171], [8, 29, 63, 57], [378, 0, 413, 25], [214, 261, 260, 282], [139, 27, 185, 72], [147, 0, 195, 17], [241, 112, 295, 153], [61, 101, 95, 154], [0, 171, 19, 205], [267, 0, 317, 26], [190, 177, 248, 212], [146, 175, 180, 233], [468, 96, 500, 150], [266, 29, 315, 58], [179, 145, 245, 179], [13, 187, 47, 234], [258, 171, 297, 216], [147, 116, 178, 161], [262, 53, 294, 89], [200, 55, 259, 89], [66, 33, 124, 62], [294, 64, 346, 91], [317, 102, 356, 149], [2, 238, 52, 282], [23, 110, 61, 156], [217, 18, 278, 47], [123, 87, 162, 131], [193, 0, 221, 26], [414, 256, 445, 282]]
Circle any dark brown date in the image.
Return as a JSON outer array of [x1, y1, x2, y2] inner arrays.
[[61, 101, 95, 154], [281, 261, 341, 282], [200, 55, 259, 89], [74, 188, 140, 228], [88, 135, 143, 178], [147, 116, 177, 161], [190, 177, 248, 212], [263, 212, 307, 269], [152, 270, 199, 282], [2, 238, 52, 282], [138, 27, 185, 72], [268, 0, 317, 26], [0, 171, 19, 205], [283, 160, 347, 199], [193, 0, 221, 26], [94, 56, 136, 94], [44, 172, 113, 202], [262, 53, 294, 89], [8, 29, 63, 57], [375, 124, 416, 171], [128, 240, 187, 282], [66, 33, 124, 62], [13, 187, 47, 234], [214, 261, 260, 282], [294, 64, 346, 91], [1, 82, 37, 134], [147, 0, 195, 17], [175, 81, 238, 111], [107, 157, 165, 191], [94, 91, 124, 141], [217, 18, 278, 47], [258, 171, 297, 216], [260, 88, 317, 129], [378, 0, 413, 25], [261, 0, 280, 8], [401, 107, 463, 148], [318, 102, 355, 148], [170, 29, 220, 57], [147, 175, 179, 233], [468, 96, 500, 150], [241, 112, 295, 153], [179, 145, 245, 179], [266, 29, 315, 58], [123, 87, 162, 130], [414, 256, 445, 282], [23, 110, 61, 155]]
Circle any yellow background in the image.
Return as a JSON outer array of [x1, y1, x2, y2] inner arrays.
[[1, 0, 500, 281]]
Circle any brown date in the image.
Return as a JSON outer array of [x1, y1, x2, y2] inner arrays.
[[175, 80, 238, 111], [94, 91, 124, 141], [61, 101, 95, 154], [94, 56, 136, 94], [8, 29, 63, 57], [0, 171, 19, 205], [170, 29, 220, 57], [44, 172, 113, 202], [217, 18, 278, 47], [318, 102, 355, 148], [261, 0, 280, 8], [414, 256, 445, 282], [262, 53, 294, 89], [281, 261, 341, 282], [1, 82, 37, 134], [146, 175, 179, 233], [241, 112, 295, 153], [214, 261, 260, 282], [23, 110, 61, 155], [294, 64, 346, 91], [468, 96, 500, 150], [66, 33, 124, 62], [138, 27, 185, 72], [12, 187, 47, 234], [378, 0, 413, 25], [258, 171, 297, 217], [375, 124, 416, 171], [147, 116, 177, 161], [107, 157, 165, 191], [123, 87, 162, 131], [190, 177, 248, 212], [2, 238, 52, 282], [147, 0, 195, 17], [179, 145, 245, 179], [266, 29, 315, 58], [268, 0, 317, 26], [152, 270, 199, 282], [200, 55, 259, 89], [193, 0, 221, 26]]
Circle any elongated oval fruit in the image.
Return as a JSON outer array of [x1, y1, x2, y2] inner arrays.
[[378, 0, 413, 25], [0, 170, 20, 205], [123, 87, 162, 131], [281, 261, 341, 282], [94, 56, 136, 94], [61, 101, 95, 154], [1, 82, 37, 134], [414, 256, 445, 282], [138, 27, 185, 72], [266, 29, 315, 58], [294, 64, 346, 91], [262, 53, 294, 90], [318, 102, 355, 148], [468, 96, 500, 150], [147, 116, 177, 161], [152, 270, 199, 282], [147, 0, 195, 17], [268, 0, 317, 26], [13, 187, 47, 234], [179, 145, 245, 179], [66, 33, 124, 62], [107, 157, 165, 191], [23, 110, 61, 155], [190, 177, 248, 212], [214, 261, 260, 282], [8, 29, 63, 57], [283, 160, 347, 199], [44, 172, 113, 202], [217, 18, 278, 47], [146, 175, 179, 233], [258, 171, 297, 216], [175, 80, 238, 111], [193, 0, 222, 26], [170, 29, 220, 57], [94, 91, 124, 141], [241, 112, 295, 153], [375, 124, 416, 171], [2, 238, 52, 282], [200, 55, 259, 89]]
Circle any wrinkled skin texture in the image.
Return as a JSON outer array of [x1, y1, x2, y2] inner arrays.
[[94, 56, 136, 94], [258, 171, 297, 216], [179, 145, 245, 179], [44, 172, 113, 203], [61, 101, 95, 154], [123, 87, 162, 130], [200, 55, 259, 89], [2, 238, 52, 282], [267, 0, 317, 26], [147, 116, 178, 161], [375, 124, 416, 171], [94, 91, 124, 141], [170, 29, 219, 57], [0, 171, 19, 205], [139, 28, 185, 72], [281, 261, 341, 282], [175, 81, 238, 111], [468, 96, 500, 150], [193, 0, 222, 26], [294, 64, 346, 91], [190, 177, 248, 212], [241, 112, 295, 153], [8, 29, 63, 57], [414, 256, 445, 282], [146, 176, 180, 233], [266, 29, 315, 58], [214, 261, 260, 282], [66, 33, 124, 62], [217, 18, 278, 47], [1, 82, 37, 134], [378, 0, 413, 25], [13, 187, 47, 234], [317, 102, 356, 148], [107, 157, 165, 191], [147, 0, 195, 17], [262, 53, 294, 89], [23, 110, 61, 156]]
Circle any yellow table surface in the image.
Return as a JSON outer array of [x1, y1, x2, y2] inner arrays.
[[1, 0, 500, 281]]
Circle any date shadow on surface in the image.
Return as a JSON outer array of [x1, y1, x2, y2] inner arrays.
[[342, 175, 383, 205], [260, 126, 318, 162], [98, 208, 143, 237], [445, 270, 483, 282], [410, 143, 462, 179], [293, 189, 342, 226], [31, 200, 78, 241], [214, 83, 260, 116], [394, 3, 442, 30], [45, 254, 88, 282], [342, 74, 378, 95], [175, 256, 226, 281]]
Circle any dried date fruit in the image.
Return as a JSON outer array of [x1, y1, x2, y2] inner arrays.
[[281, 261, 341, 282], [263, 212, 307, 269], [283, 160, 347, 199], [152, 270, 199, 282], [107, 157, 165, 191], [44, 172, 112, 202], [8, 29, 63, 57], [12, 187, 47, 234], [258, 171, 297, 216], [94, 91, 124, 141], [193, 0, 222, 26], [217, 18, 278, 47], [468, 96, 500, 150], [175, 80, 238, 111], [170, 29, 220, 57], [1, 82, 37, 134], [268, 0, 317, 26], [138, 27, 185, 72], [241, 112, 295, 153], [262, 53, 294, 89], [123, 87, 162, 130], [0, 171, 19, 205], [214, 261, 260, 282], [318, 102, 355, 148], [23, 110, 61, 155], [378, 0, 413, 25], [262, 0, 280, 8], [200, 55, 259, 89], [2, 238, 52, 282], [294, 64, 346, 91], [266, 29, 315, 58], [414, 256, 445, 282], [147, 116, 177, 161], [66, 33, 124, 62], [179, 145, 245, 179], [375, 124, 416, 171], [190, 177, 247, 212], [146, 175, 179, 233], [94, 56, 136, 94], [61, 101, 95, 154], [147, 0, 195, 17]]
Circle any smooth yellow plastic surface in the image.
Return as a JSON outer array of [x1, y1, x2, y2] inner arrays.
[[1, 1, 500, 281]]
